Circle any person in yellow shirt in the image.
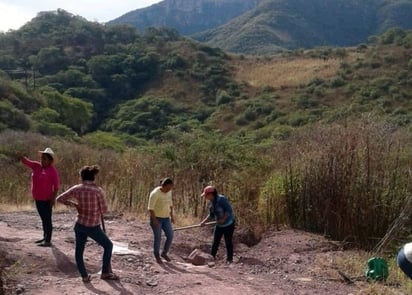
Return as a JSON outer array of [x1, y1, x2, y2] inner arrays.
[[148, 177, 174, 263]]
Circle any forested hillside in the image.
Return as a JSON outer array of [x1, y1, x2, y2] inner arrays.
[[0, 10, 240, 140], [194, 0, 412, 54], [1, 10, 412, 144]]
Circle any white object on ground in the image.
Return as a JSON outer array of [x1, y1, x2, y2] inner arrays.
[[112, 241, 141, 255]]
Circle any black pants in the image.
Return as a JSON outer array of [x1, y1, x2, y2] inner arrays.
[[211, 221, 235, 262], [35, 200, 53, 243]]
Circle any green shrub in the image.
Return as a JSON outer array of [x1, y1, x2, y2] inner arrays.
[[286, 113, 314, 127], [216, 90, 233, 105], [235, 114, 249, 126], [32, 107, 60, 122], [330, 77, 346, 88], [272, 125, 293, 140], [83, 131, 125, 152], [293, 95, 317, 109], [163, 54, 186, 70], [35, 121, 77, 137], [0, 100, 31, 130]]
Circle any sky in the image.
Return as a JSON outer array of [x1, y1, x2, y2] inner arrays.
[[0, 0, 162, 32]]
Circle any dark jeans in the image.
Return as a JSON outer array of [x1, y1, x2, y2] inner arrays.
[[35, 200, 53, 243], [397, 247, 412, 280], [211, 220, 235, 262], [150, 217, 173, 257], [74, 223, 113, 277]]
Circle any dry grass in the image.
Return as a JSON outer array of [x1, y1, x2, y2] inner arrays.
[[233, 56, 341, 88], [0, 203, 33, 213], [335, 252, 412, 294], [232, 51, 364, 89]]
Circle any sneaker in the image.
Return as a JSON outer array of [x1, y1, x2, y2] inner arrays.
[[100, 273, 119, 280], [155, 255, 163, 264], [161, 253, 171, 262], [82, 275, 92, 283], [34, 239, 45, 244], [38, 241, 52, 247], [226, 260, 233, 265]]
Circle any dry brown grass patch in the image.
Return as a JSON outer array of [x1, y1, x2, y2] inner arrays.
[[0, 203, 33, 213], [233, 56, 341, 88]]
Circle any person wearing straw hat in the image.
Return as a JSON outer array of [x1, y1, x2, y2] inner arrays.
[[200, 185, 235, 264], [56, 165, 119, 282], [18, 147, 60, 247], [148, 177, 174, 263]]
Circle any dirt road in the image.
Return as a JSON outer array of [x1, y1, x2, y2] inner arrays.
[[0, 211, 403, 294]]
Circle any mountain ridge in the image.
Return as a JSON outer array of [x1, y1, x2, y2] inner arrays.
[[108, 0, 261, 35], [110, 0, 412, 54]]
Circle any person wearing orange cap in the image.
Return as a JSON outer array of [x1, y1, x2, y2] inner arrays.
[[200, 185, 235, 264], [18, 147, 60, 247]]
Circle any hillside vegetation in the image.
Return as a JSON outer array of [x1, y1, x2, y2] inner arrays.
[[192, 0, 412, 54], [0, 11, 412, 253]]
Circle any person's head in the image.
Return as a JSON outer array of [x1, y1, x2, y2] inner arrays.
[[160, 177, 173, 193], [79, 165, 100, 181], [201, 185, 217, 201], [38, 147, 56, 167]]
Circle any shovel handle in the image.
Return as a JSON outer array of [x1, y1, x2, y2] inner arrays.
[[174, 221, 216, 231]]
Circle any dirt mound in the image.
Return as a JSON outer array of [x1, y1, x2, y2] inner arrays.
[[0, 211, 398, 294]]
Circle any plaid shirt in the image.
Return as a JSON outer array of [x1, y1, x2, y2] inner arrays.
[[57, 181, 108, 227]]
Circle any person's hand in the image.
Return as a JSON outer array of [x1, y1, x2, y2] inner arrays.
[[171, 216, 175, 224], [67, 201, 78, 209], [152, 219, 159, 228], [15, 152, 24, 161]]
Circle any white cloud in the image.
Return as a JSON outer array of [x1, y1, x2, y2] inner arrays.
[[0, 0, 162, 32], [0, 3, 35, 32]]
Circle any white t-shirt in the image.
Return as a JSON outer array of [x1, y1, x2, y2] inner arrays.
[[404, 242, 412, 262]]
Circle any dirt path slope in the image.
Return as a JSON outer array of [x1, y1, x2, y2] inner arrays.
[[0, 211, 399, 294]]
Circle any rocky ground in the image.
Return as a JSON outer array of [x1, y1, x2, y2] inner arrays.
[[0, 210, 406, 295]]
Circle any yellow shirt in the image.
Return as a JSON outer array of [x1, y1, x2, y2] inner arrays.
[[148, 186, 173, 218]]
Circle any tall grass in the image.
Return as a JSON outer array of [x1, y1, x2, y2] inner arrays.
[[0, 130, 271, 229], [1, 120, 411, 252], [269, 120, 412, 249]]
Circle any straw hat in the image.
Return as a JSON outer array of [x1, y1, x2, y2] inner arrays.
[[38, 147, 57, 163]]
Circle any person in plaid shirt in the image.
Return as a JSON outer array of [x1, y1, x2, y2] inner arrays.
[[56, 165, 119, 282]]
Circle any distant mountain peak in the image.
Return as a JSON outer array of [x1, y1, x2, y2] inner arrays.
[[108, 0, 262, 35]]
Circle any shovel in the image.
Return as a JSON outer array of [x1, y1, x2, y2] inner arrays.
[[174, 221, 216, 231]]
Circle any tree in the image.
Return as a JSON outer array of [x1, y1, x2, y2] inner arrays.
[[35, 46, 68, 74], [42, 89, 93, 134]]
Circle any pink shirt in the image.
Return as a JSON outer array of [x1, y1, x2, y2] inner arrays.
[[21, 157, 59, 201], [56, 181, 108, 227]]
